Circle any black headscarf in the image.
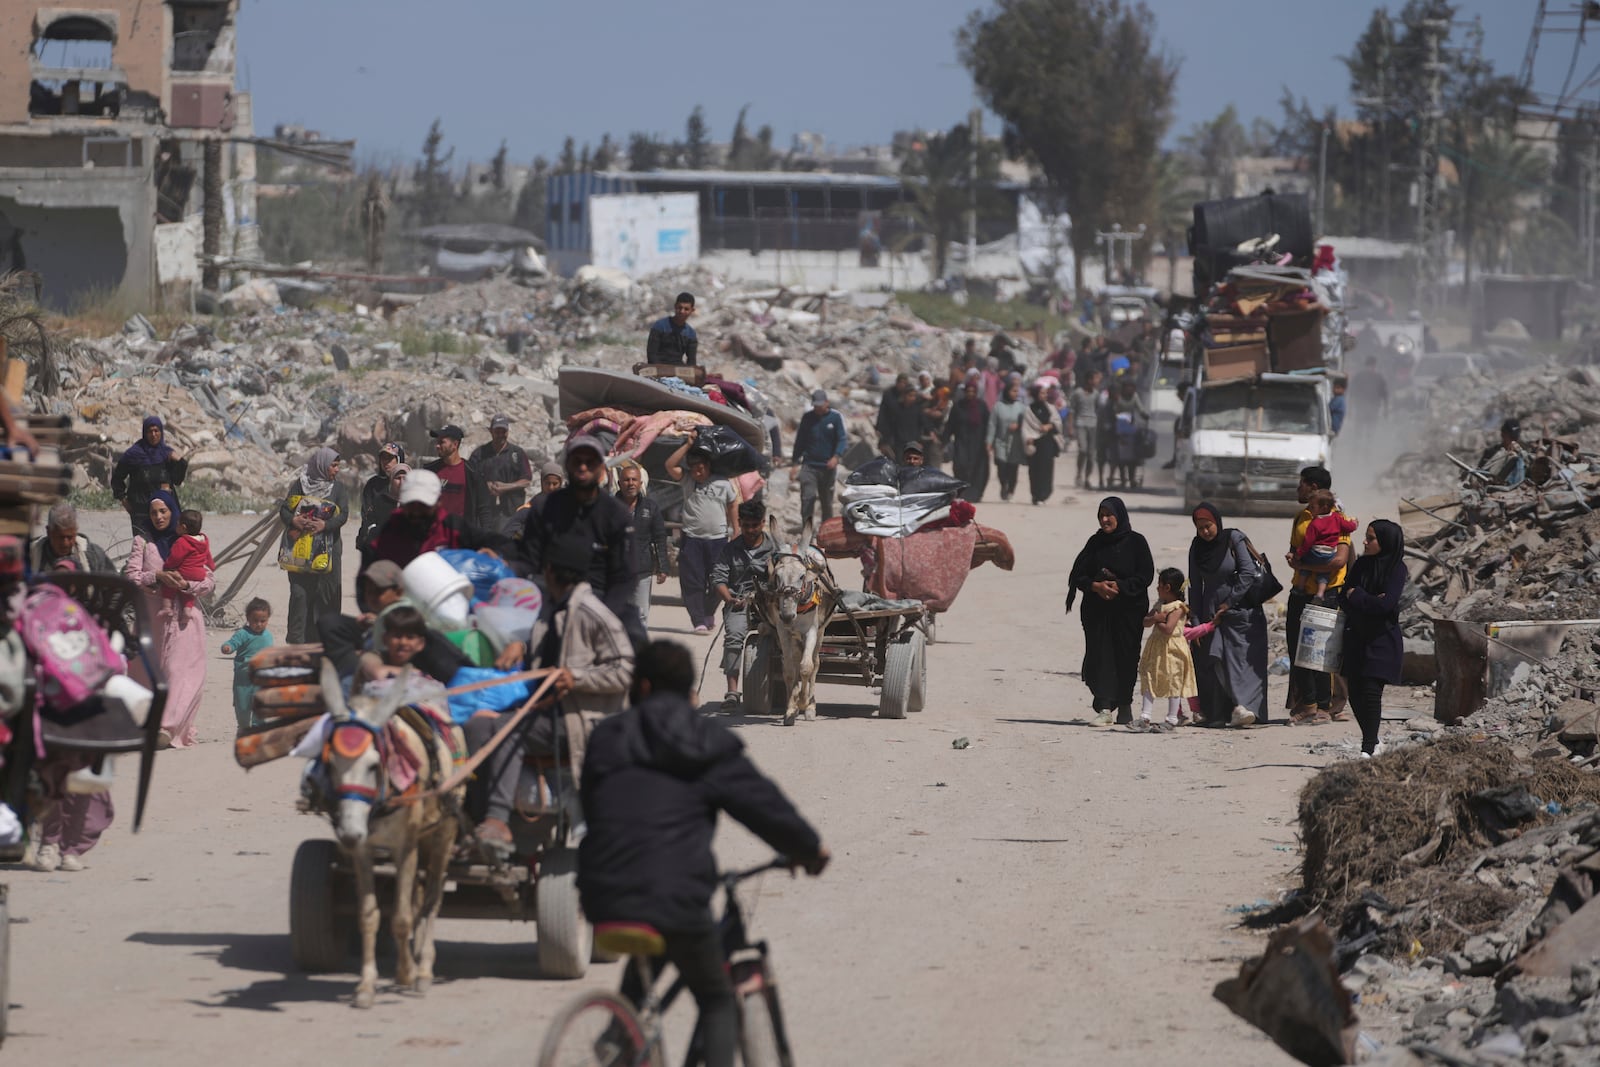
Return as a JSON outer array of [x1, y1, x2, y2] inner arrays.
[[1356, 519, 1405, 595], [1066, 496, 1140, 609], [1189, 501, 1230, 574]]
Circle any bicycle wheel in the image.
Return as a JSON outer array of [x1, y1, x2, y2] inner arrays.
[[537, 990, 661, 1067], [739, 989, 786, 1067]]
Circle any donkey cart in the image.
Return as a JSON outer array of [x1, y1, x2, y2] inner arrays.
[[744, 603, 930, 720]]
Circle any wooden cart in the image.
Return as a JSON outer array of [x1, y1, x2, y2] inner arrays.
[[743, 604, 930, 720]]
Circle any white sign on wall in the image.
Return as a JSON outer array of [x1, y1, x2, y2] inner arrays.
[[588, 193, 699, 277]]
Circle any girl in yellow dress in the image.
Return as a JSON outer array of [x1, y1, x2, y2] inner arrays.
[[1132, 568, 1215, 732]]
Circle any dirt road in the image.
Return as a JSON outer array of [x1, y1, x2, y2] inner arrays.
[[5, 471, 1400, 1065]]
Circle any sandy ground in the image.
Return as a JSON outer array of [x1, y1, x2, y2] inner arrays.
[[1, 459, 1416, 1066]]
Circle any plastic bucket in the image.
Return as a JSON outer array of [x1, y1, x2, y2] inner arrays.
[[403, 552, 474, 626], [1296, 604, 1345, 674]]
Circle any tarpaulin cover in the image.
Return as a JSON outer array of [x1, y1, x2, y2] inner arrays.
[[693, 424, 766, 476], [869, 525, 981, 612]]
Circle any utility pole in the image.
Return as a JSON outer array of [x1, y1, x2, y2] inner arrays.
[[967, 101, 980, 279], [1317, 124, 1330, 235], [1414, 17, 1449, 310]]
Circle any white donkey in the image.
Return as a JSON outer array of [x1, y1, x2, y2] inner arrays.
[[315, 660, 463, 1008], [753, 522, 835, 725]]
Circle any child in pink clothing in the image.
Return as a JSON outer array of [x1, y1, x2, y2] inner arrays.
[[1297, 489, 1358, 599], [163, 510, 213, 599]]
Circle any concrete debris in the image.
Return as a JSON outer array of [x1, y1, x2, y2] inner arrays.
[[30, 267, 1009, 512]]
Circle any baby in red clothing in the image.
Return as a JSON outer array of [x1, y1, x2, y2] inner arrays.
[[164, 509, 214, 598], [1298, 490, 1358, 599]]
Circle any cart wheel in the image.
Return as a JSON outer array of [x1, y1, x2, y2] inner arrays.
[[536, 848, 591, 980], [907, 632, 928, 714], [0, 884, 10, 1048], [743, 636, 776, 715], [290, 839, 351, 973], [880, 632, 920, 720], [923, 614, 938, 646]]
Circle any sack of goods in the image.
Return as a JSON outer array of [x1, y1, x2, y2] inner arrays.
[[841, 458, 969, 538]]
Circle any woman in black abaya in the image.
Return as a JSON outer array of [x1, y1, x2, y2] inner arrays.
[[1065, 497, 1154, 726]]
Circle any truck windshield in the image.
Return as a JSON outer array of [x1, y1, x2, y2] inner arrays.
[[1195, 381, 1325, 435]]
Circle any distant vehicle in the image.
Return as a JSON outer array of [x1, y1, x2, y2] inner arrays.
[[1097, 285, 1159, 326]]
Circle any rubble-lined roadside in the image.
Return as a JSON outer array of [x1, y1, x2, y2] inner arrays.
[[38, 269, 1028, 511], [1226, 360, 1600, 1066]]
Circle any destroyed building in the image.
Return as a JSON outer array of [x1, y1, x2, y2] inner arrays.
[[0, 0, 256, 309]]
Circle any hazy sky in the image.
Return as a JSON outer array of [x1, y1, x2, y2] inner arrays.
[[236, 1, 1568, 167]]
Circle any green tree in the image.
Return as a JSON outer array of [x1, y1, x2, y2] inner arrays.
[[1179, 105, 1248, 199], [685, 106, 710, 169], [592, 133, 618, 171], [512, 156, 549, 237], [490, 140, 508, 191], [415, 118, 453, 226], [1152, 151, 1196, 294], [728, 105, 752, 168], [628, 132, 663, 171], [893, 123, 1001, 281], [557, 136, 577, 175], [1448, 129, 1550, 275], [579, 143, 592, 172], [960, 0, 1178, 293]]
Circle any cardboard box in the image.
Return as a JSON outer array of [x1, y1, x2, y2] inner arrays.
[[1204, 342, 1269, 381], [1269, 308, 1325, 371]]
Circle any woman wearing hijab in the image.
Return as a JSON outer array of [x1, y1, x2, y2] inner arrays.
[[943, 379, 991, 503], [124, 490, 214, 748], [1066, 498, 1154, 726], [1187, 502, 1271, 727], [111, 415, 188, 537], [989, 379, 1026, 502], [1339, 520, 1408, 757], [1020, 383, 1064, 505], [278, 446, 350, 644]]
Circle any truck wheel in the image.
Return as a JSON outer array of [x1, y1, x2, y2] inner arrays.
[[290, 839, 351, 973], [536, 848, 591, 980]]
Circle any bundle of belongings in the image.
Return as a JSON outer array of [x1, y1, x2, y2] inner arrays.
[[1191, 254, 1346, 382], [814, 459, 1015, 613], [837, 456, 968, 537], [237, 548, 546, 769], [563, 406, 768, 505], [0, 535, 157, 850]]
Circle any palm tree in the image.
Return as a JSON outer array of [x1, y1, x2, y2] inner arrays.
[[893, 124, 999, 282], [1450, 129, 1551, 285]]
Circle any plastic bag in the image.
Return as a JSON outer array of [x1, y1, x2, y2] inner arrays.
[[693, 424, 763, 476], [438, 548, 515, 603], [896, 466, 967, 497], [846, 455, 898, 486], [445, 666, 532, 724]]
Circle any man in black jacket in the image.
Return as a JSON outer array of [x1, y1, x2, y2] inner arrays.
[[614, 461, 668, 628], [516, 435, 637, 629], [579, 640, 828, 1067]]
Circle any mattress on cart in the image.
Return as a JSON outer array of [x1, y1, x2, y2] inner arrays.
[[868, 524, 980, 613]]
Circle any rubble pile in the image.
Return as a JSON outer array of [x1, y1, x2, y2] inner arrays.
[[35, 269, 991, 508], [1380, 365, 1600, 498]]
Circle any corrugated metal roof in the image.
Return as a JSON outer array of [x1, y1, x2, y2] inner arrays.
[[1320, 236, 1416, 260]]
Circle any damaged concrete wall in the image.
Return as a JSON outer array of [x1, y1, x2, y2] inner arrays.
[[0, 168, 153, 309], [0, 2, 173, 123]]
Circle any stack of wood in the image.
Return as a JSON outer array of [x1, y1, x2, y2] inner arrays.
[[1198, 267, 1328, 380], [234, 644, 326, 767]]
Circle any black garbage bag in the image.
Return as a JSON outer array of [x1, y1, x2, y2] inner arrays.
[[897, 465, 967, 496], [692, 424, 764, 477], [846, 456, 899, 486]]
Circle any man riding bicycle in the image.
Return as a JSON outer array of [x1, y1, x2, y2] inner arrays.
[[578, 640, 829, 1067]]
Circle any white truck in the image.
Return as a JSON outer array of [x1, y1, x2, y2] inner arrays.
[[1175, 372, 1333, 516]]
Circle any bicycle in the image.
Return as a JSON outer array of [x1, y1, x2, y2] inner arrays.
[[537, 857, 797, 1067]]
